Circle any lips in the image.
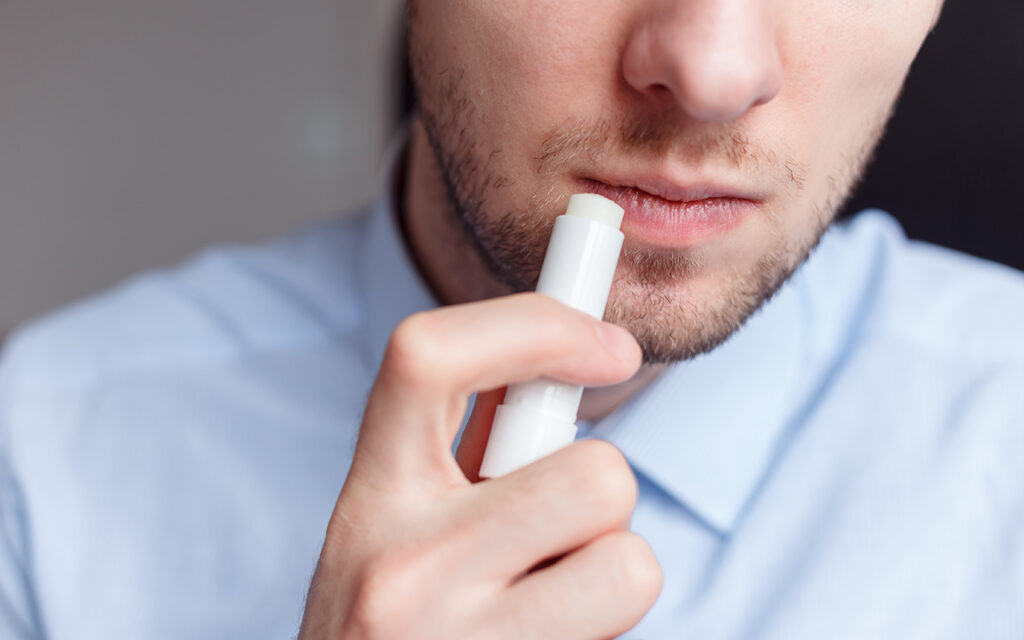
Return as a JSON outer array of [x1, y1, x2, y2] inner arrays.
[[577, 176, 759, 248]]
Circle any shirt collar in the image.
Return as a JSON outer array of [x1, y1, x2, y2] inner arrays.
[[359, 127, 810, 536], [586, 274, 808, 536]]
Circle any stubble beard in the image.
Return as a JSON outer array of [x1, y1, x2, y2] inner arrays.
[[413, 68, 893, 364]]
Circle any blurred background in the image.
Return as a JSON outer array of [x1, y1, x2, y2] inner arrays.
[[0, 0, 404, 337], [1, 0, 1021, 339]]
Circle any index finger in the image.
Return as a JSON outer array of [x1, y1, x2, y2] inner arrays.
[[351, 292, 641, 489]]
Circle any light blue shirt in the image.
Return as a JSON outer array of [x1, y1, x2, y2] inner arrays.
[[2, 164, 1023, 639]]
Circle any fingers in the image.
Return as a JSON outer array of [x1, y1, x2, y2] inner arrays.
[[456, 387, 506, 482], [354, 293, 641, 487], [496, 530, 663, 640], [456, 439, 638, 580], [382, 293, 640, 395]]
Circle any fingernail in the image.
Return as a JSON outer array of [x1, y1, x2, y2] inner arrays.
[[594, 320, 638, 361]]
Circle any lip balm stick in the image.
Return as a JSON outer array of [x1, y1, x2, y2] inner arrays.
[[478, 193, 625, 479]]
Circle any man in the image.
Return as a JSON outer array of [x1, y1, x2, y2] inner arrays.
[[2, 1, 1022, 638]]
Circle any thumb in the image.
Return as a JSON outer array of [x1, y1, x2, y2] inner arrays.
[[455, 387, 507, 482]]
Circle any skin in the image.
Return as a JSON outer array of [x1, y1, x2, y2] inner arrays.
[[299, 2, 943, 638], [405, 0, 943, 416]]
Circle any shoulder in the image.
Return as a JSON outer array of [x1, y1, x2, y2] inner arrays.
[[807, 210, 1024, 458], [799, 212, 1024, 515], [808, 209, 1024, 363], [0, 211, 371, 394]]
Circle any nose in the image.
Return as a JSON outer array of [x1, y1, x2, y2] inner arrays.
[[621, 0, 783, 122]]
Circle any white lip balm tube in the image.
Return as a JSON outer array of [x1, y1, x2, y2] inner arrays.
[[478, 193, 625, 479]]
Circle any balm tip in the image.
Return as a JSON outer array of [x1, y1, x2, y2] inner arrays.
[[564, 193, 625, 230]]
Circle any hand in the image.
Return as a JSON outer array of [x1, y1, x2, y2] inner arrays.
[[298, 293, 662, 640]]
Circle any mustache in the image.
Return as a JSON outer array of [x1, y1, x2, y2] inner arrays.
[[534, 115, 807, 192]]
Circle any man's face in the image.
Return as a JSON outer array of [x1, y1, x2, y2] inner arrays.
[[408, 1, 941, 363]]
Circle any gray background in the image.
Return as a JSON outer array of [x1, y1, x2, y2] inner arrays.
[[0, 0, 403, 337], [4, 2, 1020, 339]]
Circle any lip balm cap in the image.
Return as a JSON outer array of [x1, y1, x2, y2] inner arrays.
[[564, 193, 625, 229]]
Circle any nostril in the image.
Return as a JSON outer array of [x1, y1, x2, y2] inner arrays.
[[620, 10, 782, 123], [649, 82, 674, 100], [623, 50, 782, 123]]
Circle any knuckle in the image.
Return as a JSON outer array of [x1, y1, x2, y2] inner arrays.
[[520, 290, 561, 314], [607, 533, 663, 609], [519, 292, 588, 336], [347, 523, 469, 636], [383, 313, 444, 386], [348, 552, 424, 637], [570, 440, 638, 513]]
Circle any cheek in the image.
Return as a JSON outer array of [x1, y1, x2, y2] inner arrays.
[[412, 3, 594, 157], [458, 3, 625, 138], [775, 1, 936, 205], [783, 1, 936, 98]]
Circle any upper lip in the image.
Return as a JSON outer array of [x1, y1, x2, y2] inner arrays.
[[580, 173, 762, 203]]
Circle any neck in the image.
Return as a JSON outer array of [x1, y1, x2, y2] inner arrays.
[[400, 116, 665, 421]]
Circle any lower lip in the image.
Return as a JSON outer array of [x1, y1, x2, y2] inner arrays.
[[577, 179, 756, 247]]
